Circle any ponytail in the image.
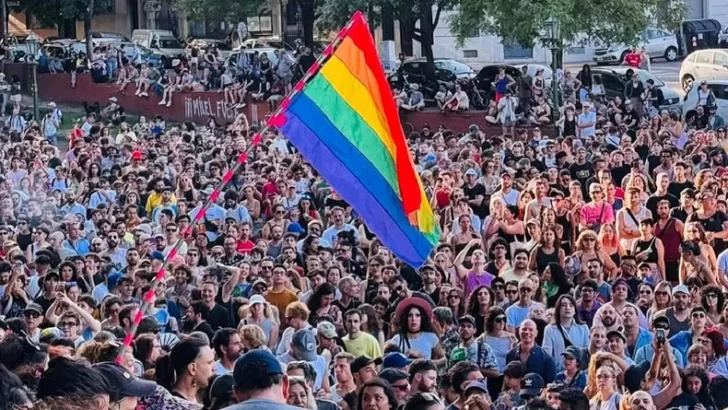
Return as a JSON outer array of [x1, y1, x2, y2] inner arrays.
[[155, 354, 176, 390]]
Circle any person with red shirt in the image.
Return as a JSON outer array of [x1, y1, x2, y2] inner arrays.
[[624, 47, 642, 68]]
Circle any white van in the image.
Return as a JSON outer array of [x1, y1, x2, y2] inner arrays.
[[131, 29, 185, 68]]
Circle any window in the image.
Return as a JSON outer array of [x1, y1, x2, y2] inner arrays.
[[403, 62, 424, 76], [696, 52, 711, 64], [600, 73, 624, 94], [687, 53, 697, 62], [708, 84, 728, 100], [714, 52, 728, 66], [463, 50, 478, 58]]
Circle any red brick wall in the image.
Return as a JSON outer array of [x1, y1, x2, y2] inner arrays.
[[23, 68, 557, 137]]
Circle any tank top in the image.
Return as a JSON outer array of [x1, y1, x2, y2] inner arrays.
[[655, 218, 681, 261], [495, 76, 509, 94], [633, 237, 658, 264], [535, 246, 559, 274]]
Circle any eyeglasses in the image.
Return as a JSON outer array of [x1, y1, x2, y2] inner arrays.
[[58, 321, 79, 328], [692, 312, 706, 318], [167, 228, 177, 233], [639, 290, 652, 294]]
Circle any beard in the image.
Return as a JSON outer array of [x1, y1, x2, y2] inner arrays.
[[602, 316, 616, 327]]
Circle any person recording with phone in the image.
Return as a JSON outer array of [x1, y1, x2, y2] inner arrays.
[[634, 315, 686, 367]]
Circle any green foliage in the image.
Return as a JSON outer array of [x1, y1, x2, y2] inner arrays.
[[449, 0, 686, 49], [317, 0, 380, 34], [172, 0, 264, 23], [15, 0, 114, 29]]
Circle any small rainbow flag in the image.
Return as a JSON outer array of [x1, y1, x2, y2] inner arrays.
[[270, 12, 440, 268]]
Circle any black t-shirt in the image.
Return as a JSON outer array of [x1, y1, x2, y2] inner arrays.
[[207, 302, 232, 330], [687, 211, 728, 254], [611, 165, 631, 187], [623, 108, 641, 129], [668, 180, 694, 198], [463, 182, 488, 219], [645, 192, 679, 218], [665, 391, 699, 410], [569, 162, 594, 195]]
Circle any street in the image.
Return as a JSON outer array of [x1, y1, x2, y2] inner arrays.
[[565, 60, 684, 95]]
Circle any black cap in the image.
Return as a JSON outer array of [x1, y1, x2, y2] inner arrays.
[[652, 315, 670, 328], [350, 355, 383, 374], [607, 329, 627, 343], [520, 373, 545, 397], [624, 361, 650, 393], [208, 374, 234, 403], [94, 362, 157, 401], [24, 303, 43, 315], [459, 315, 476, 326], [378, 368, 409, 384]]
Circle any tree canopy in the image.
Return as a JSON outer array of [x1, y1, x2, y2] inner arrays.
[[448, 0, 686, 50], [15, 0, 113, 31], [172, 0, 265, 24]]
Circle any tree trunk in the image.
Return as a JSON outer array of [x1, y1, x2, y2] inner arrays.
[[399, 16, 414, 56], [85, 0, 94, 57], [381, 3, 394, 41], [299, 0, 315, 48], [419, 1, 434, 74]]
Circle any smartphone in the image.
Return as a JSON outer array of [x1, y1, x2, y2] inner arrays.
[[656, 328, 666, 344]]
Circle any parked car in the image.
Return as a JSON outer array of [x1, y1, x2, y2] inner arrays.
[[719, 27, 728, 48], [224, 47, 282, 70], [592, 28, 679, 65], [679, 49, 728, 92], [682, 79, 728, 120], [131, 29, 185, 68], [187, 38, 234, 60], [475, 64, 553, 96], [590, 66, 682, 112]]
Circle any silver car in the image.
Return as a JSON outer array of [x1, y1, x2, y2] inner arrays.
[[679, 49, 728, 92], [593, 28, 679, 65], [682, 79, 728, 119]]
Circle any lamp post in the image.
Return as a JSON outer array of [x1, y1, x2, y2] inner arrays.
[[26, 32, 40, 122], [542, 16, 561, 122]]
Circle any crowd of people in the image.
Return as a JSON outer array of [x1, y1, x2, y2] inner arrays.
[[2, 43, 728, 410]]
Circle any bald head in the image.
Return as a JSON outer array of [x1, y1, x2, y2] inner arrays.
[[630, 391, 655, 410]]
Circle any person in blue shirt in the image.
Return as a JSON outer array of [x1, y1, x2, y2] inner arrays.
[[506, 319, 556, 383], [669, 305, 708, 360], [555, 346, 587, 389], [634, 314, 686, 368]]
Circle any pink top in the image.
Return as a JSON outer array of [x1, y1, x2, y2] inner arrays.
[[580, 202, 615, 227], [465, 271, 495, 297]]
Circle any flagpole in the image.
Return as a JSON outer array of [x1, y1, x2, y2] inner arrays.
[[114, 11, 368, 364]]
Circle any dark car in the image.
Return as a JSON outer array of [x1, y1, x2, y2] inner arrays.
[[589, 67, 682, 111], [474, 65, 522, 98]]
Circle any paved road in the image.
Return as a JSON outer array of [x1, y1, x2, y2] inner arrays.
[[565, 60, 684, 95]]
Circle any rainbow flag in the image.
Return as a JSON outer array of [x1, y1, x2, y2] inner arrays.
[[269, 12, 440, 268]]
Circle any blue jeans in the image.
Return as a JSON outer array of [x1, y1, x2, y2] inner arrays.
[[106, 58, 118, 80], [47, 133, 58, 145]]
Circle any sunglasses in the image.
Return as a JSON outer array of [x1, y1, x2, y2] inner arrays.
[[692, 313, 706, 318], [506, 289, 518, 295], [706, 293, 718, 298], [639, 290, 652, 294], [23, 312, 40, 319], [519, 288, 533, 292], [655, 291, 669, 296], [494, 316, 506, 323], [58, 321, 79, 328]]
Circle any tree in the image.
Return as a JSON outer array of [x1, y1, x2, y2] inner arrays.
[[316, 0, 455, 73], [172, 0, 264, 26], [449, 0, 686, 59], [16, 0, 114, 55]]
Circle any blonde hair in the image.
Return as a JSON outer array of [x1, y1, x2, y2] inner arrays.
[[287, 376, 317, 410], [576, 230, 601, 252], [239, 324, 267, 349]]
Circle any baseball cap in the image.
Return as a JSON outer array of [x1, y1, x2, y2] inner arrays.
[[459, 315, 476, 326], [520, 373, 545, 397], [465, 381, 489, 395], [607, 329, 627, 343], [351, 355, 383, 374], [562, 346, 582, 363], [382, 352, 411, 369], [623, 361, 650, 393], [107, 272, 122, 290], [249, 294, 268, 307], [378, 368, 409, 384], [24, 303, 43, 315], [233, 350, 284, 388], [465, 169, 478, 176], [94, 362, 157, 401], [652, 315, 670, 329], [672, 284, 689, 296], [291, 329, 317, 362], [316, 321, 337, 339]]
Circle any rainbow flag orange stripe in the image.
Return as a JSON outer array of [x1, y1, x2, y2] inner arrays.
[[273, 12, 439, 267]]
